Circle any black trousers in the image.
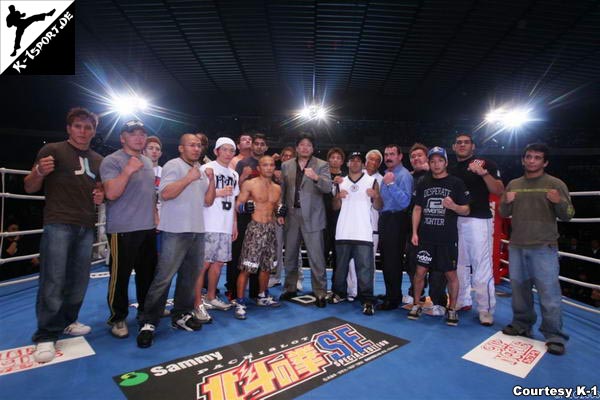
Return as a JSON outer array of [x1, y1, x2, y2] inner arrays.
[[379, 211, 409, 305], [107, 229, 157, 324], [226, 214, 259, 298], [406, 241, 448, 306]]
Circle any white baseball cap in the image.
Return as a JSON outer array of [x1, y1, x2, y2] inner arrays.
[[215, 137, 236, 150]]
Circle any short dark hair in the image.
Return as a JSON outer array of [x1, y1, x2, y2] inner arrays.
[[295, 132, 315, 147], [252, 133, 267, 144], [523, 143, 549, 161], [384, 144, 402, 154], [455, 132, 474, 143], [237, 133, 252, 143], [66, 107, 99, 129], [409, 143, 428, 155], [326, 147, 345, 162]]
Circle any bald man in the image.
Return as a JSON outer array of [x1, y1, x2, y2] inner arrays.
[[136, 134, 216, 348]]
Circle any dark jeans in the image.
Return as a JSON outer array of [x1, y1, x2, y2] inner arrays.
[[379, 211, 409, 304], [32, 224, 94, 343], [140, 232, 205, 326], [107, 229, 157, 324], [334, 243, 375, 303]]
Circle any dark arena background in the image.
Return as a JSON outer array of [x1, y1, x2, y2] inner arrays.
[[0, 1, 599, 399]]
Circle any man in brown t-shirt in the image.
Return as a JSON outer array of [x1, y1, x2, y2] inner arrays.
[[24, 107, 104, 363]]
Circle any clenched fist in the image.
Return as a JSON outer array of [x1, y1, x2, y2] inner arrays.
[[124, 156, 144, 176], [36, 155, 55, 176]]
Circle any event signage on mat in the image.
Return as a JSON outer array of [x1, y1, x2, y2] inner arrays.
[[114, 317, 409, 400]]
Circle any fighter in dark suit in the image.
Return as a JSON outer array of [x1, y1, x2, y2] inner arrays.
[[279, 132, 332, 307]]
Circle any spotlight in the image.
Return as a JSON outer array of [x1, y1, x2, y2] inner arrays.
[[298, 104, 329, 122], [110, 95, 150, 116], [503, 108, 531, 128], [484, 106, 534, 129]]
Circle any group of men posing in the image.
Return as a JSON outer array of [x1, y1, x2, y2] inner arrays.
[[25, 107, 574, 363]]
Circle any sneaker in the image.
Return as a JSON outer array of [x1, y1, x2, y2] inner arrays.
[[479, 311, 494, 326], [402, 294, 414, 304], [328, 293, 346, 304], [171, 313, 203, 331], [235, 301, 247, 320], [430, 305, 446, 317], [407, 305, 422, 320], [502, 324, 532, 337], [63, 321, 91, 336], [446, 309, 459, 326], [257, 295, 280, 307], [296, 280, 303, 292], [136, 324, 155, 348], [362, 303, 374, 316], [546, 342, 565, 356], [347, 296, 355, 302], [206, 297, 232, 311], [193, 303, 213, 324], [111, 320, 129, 338], [33, 342, 56, 363]]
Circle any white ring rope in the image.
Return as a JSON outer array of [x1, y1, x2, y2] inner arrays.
[[1, 167, 599, 314], [500, 277, 600, 315]]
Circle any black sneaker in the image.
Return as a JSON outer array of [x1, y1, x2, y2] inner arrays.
[[362, 303, 374, 316], [328, 293, 345, 304], [171, 313, 203, 331], [502, 324, 532, 337], [279, 291, 297, 301], [407, 305, 422, 320], [137, 324, 155, 348], [446, 309, 459, 326]]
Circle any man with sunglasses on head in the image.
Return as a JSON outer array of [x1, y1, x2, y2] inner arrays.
[[450, 133, 504, 326], [100, 120, 157, 340]]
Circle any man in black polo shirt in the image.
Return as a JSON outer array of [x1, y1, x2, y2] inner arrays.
[[450, 133, 504, 326]]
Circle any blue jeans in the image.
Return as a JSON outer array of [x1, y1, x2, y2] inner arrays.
[[140, 232, 204, 326], [508, 245, 569, 345], [32, 224, 94, 343], [334, 243, 375, 303]]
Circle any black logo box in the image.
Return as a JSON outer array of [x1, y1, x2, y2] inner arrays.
[[115, 317, 409, 400]]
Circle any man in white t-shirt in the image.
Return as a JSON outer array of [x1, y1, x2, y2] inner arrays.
[[193, 137, 240, 322], [136, 134, 216, 348], [347, 149, 383, 301], [331, 152, 383, 315]]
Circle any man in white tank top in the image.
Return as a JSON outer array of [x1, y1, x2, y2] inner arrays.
[[330, 152, 383, 315]]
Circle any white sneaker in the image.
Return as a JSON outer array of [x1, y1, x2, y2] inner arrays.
[[34, 342, 56, 363], [234, 303, 247, 320], [111, 320, 129, 338], [256, 295, 280, 307], [63, 321, 91, 336], [479, 311, 494, 326], [206, 297, 232, 311], [347, 296, 355, 302], [430, 305, 446, 317], [193, 303, 213, 323], [402, 295, 414, 304]]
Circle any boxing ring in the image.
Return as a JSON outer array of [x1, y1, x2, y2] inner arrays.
[[1, 166, 599, 400]]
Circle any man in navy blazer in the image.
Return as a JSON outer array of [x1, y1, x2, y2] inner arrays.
[[279, 132, 332, 307]]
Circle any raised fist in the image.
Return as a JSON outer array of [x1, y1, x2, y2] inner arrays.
[[124, 156, 144, 176]]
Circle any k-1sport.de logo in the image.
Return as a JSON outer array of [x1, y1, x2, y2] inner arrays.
[[0, 0, 75, 75]]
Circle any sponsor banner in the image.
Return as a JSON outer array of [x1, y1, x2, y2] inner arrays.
[[462, 332, 546, 378], [0, 0, 75, 75], [114, 317, 409, 400], [0, 336, 95, 376]]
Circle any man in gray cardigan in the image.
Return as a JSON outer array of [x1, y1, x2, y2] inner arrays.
[[279, 132, 332, 307]]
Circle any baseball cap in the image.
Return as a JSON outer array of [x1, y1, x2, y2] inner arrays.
[[427, 146, 447, 161], [349, 151, 365, 162], [121, 120, 147, 134], [215, 137, 236, 150]]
